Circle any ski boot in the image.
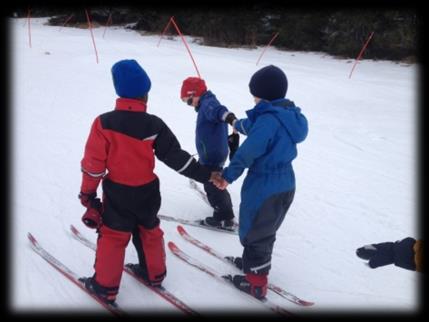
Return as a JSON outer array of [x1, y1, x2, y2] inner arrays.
[[125, 263, 163, 287], [202, 216, 235, 229], [224, 274, 267, 300], [79, 276, 118, 306]]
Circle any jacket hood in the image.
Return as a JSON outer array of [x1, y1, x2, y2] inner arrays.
[[247, 99, 308, 143]]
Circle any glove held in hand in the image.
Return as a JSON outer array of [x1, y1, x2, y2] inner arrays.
[[79, 191, 96, 208], [228, 133, 240, 160], [81, 198, 103, 229]]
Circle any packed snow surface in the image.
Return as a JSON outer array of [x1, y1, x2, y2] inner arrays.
[[11, 18, 418, 315]]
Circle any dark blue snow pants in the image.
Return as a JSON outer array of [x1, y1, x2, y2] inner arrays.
[[241, 190, 295, 275]]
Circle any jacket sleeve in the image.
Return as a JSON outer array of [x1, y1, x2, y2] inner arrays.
[[203, 101, 229, 123], [233, 118, 252, 136], [80, 117, 108, 193], [223, 115, 276, 183], [154, 120, 211, 183]]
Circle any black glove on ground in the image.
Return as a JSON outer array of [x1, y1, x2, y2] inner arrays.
[[356, 237, 416, 270]]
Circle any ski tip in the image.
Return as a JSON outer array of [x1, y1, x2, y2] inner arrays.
[[299, 300, 315, 306], [70, 224, 78, 234], [167, 241, 178, 251], [177, 225, 186, 235], [27, 232, 36, 243]]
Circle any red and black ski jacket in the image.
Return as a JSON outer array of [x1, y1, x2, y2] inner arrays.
[[81, 98, 210, 193]]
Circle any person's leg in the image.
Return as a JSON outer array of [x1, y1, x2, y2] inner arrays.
[[234, 190, 295, 298], [130, 178, 166, 286], [199, 164, 234, 225], [203, 181, 235, 224], [133, 225, 166, 286], [86, 179, 137, 303], [91, 225, 131, 302]]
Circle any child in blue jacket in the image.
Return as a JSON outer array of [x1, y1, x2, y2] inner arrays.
[[180, 77, 238, 228], [214, 65, 308, 299]]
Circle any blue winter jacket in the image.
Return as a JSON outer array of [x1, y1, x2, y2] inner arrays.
[[222, 98, 308, 239], [195, 91, 230, 167]]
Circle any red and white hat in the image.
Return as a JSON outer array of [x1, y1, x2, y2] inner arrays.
[[180, 77, 207, 98]]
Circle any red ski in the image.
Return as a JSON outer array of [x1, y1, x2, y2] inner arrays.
[[27, 232, 125, 316], [70, 225, 198, 316], [158, 214, 238, 234], [168, 241, 293, 316], [177, 225, 314, 307]]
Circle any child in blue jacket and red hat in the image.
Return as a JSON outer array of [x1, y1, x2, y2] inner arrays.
[[214, 65, 308, 299], [180, 77, 238, 229]]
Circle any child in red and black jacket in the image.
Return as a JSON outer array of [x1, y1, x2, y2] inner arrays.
[[78, 59, 220, 305]]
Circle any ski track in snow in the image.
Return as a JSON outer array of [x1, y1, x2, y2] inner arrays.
[[11, 18, 418, 314]]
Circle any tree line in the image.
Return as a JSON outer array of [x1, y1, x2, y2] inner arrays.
[[15, 6, 419, 62]]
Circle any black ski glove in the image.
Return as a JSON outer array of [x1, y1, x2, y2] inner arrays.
[[356, 237, 416, 271], [224, 112, 237, 126], [228, 133, 240, 160]]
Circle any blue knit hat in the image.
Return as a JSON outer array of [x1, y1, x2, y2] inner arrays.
[[111, 59, 151, 98], [249, 65, 288, 101]]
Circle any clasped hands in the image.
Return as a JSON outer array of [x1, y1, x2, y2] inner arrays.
[[209, 172, 228, 190]]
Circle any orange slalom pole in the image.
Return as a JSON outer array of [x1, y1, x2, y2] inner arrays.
[[170, 17, 201, 78], [85, 9, 99, 64], [27, 8, 32, 48], [59, 14, 74, 32], [349, 31, 374, 79], [157, 16, 173, 47], [102, 12, 112, 38], [256, 32, 279, 66]]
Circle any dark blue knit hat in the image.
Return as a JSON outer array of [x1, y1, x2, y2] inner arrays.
[[249, 65, 288, 101], [111, 59, 151, 98]]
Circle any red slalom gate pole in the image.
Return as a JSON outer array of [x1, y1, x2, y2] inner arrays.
[[170, 17, 201, 78], [348, 31, 374, 79], [157, 16, 173, 47], [59, 14, 74, 32], [256, 32, 279, 66], [27, 7, 32, 48], [102, 12, 112, 38], [85, 9, 99, 64]]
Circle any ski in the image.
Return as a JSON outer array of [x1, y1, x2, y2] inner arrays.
[[177, 225, 314, 307], [27, 232, 125, 316], [69, 225, 198, 316], [188, 179, 210, 206], [167, 241, 293, 316], [158, 214, 238, 235]]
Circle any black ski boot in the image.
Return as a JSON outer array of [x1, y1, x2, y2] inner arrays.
[[79, 276, 118, 306], [203, 217, 235, 229], [125, 263, 163, 287]]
